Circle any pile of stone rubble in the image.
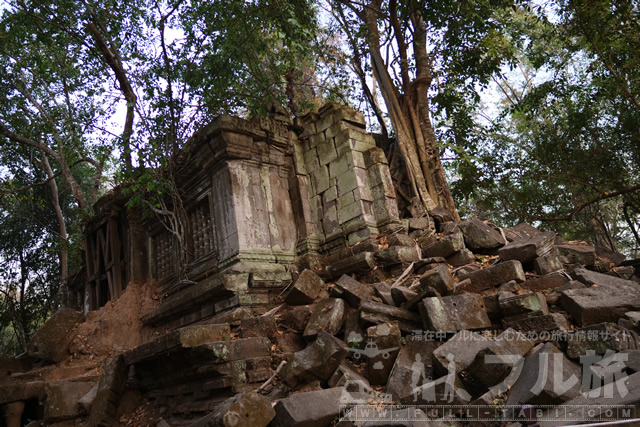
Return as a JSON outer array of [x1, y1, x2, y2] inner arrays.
[[2, 216, 640, 427]]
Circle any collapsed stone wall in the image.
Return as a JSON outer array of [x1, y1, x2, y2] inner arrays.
[[4, 212, 640, 426], [4, 102, 640, 426]]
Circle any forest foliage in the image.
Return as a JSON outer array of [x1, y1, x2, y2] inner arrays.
[[0, 0, 638, 355]]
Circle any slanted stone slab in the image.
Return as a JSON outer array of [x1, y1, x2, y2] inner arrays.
[[272, 387, 343, 427], [44, 381, 96, 422], [401, 285, 440, 312], [391, 286, 417, 306], [286, 269, 325, 305], [27, 308, 84, 363], [283, 331, 348, 386], [125, 336, 271, 384], [465, 329, 534, 391], [208, 306, 254, 326], [123, 323, 231, 365], [414, 257, 446, 274], [534, 255, 564, 275], [499, 292, 549, 321], [595, 245, 626, 266], [408, 216, 430, 231], [386, 336, 439, 404], [458, 260, 525, 293], [498, 231, 555, 264], [303, 298, 346, 340], [387, 233, 418, 247], [87, 355, 128, 427], [506, 343, 581, 406], [420, 295, 491, 332], [556, 244, 597, 266], [360, 300, 422, 333], [537, 371, 640, 426], [190, 391, 275, 427], [458, 219, 506, 252], [571, 266, 640, 289], [328, 360, 372, 389], [522, 272, 568, 291], [327, 252, 376, 279], [503, 223, 541, 242], [366, 322, 401, 386], [432, 331, 491, 395], [418, 265, 454, 295], [333, 275, 373, 308], [374, 246, 420, 266], [446, 249, 475, 267], [561, 268, 640, 326], [422, 231, 465, 258], [504, 313, 569, 334], [372, 282, 394, 306], [430, 206, 456, 228], [610, 266, 636, 280]]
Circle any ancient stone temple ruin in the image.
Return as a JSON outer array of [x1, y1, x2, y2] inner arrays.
[[4, 102, 640, 427], [72, 103, 403, 325]]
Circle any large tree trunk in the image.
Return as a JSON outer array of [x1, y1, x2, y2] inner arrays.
[[362, 1, 459, 220], [410, 13, 459, 220], [363, 1, 435, 213], [42, 153, 69, 310]]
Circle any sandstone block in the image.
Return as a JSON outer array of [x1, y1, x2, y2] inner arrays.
[[27, 309, 84, 363], [44, 381, 96, 422], [498, 231, 555, 264], [458, 219, 506, 251], [556, 244, 597, 266], [386, 337, 439, 404], [458, 260, 525, 293], [286, 269, 325, 305], [365, 322, 401, 386], [422, 231, 465, 258], [446, 249, 475, 267], [333, 275, 373, 308], [534, 254, 564, 275], [506, 343, 582, 406], [272, 387, 343, 427], [418, 264, 455, 295], [303, 298, 346, 340], [283, 332, 348, 386], [499, 292, 549, 321], [561, 269, 640, 326], [420, 295, 491, 332]]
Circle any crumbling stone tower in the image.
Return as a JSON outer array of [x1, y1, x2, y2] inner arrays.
[[75, 103, 401, 327]]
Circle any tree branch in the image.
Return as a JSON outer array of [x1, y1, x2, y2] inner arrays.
[[0, 123, 60, 160], [571, 0, 640, 111], [85, 21, 136, 171], [501, 185, 640, 222]]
